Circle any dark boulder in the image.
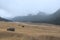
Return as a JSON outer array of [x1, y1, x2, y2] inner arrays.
[[7, 27, 15, 31]]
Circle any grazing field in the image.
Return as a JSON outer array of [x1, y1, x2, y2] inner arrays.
[[0, 21, 60, 40]]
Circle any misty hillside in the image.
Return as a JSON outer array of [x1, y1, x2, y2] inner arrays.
[[0, 17, 12, 22], [12, 9, 60, 25], [12, 11, 47, 22], [47, 9, 60, 24]]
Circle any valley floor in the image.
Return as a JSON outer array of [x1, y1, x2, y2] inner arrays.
[[0, 21, 60, 40]]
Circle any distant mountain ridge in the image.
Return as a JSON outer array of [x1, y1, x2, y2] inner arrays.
[[12, 11, 47, 22], [0, 17, 12, 22], [12, 9, 60, 25]]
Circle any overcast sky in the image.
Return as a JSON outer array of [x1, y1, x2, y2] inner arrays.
[[0, 0, 60, 18]]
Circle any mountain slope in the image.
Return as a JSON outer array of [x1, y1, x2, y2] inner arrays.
[[48, 9, 60, 24], [12, 9, 60, 25], [12, 11, 47, 22], [0, 17, 12, 22]]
